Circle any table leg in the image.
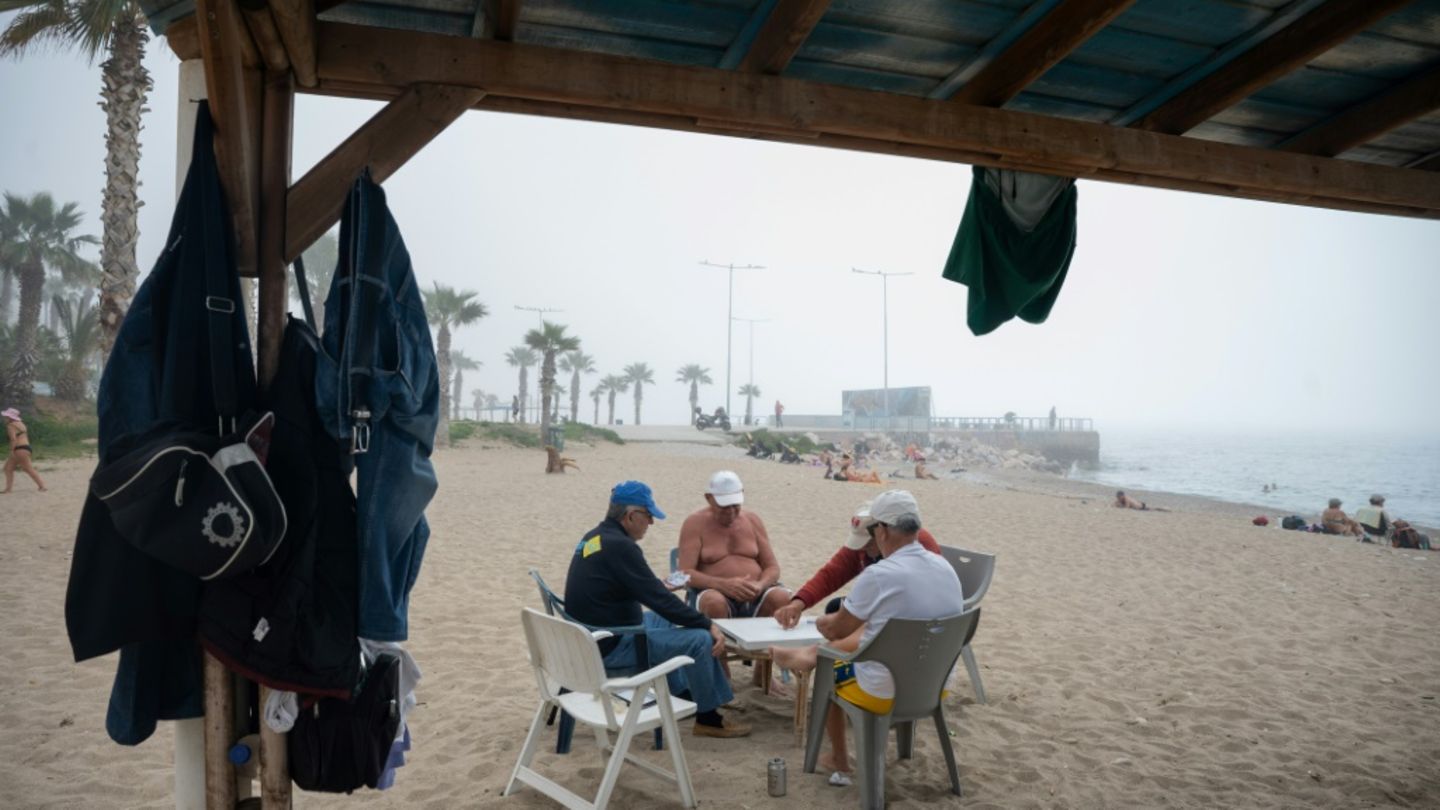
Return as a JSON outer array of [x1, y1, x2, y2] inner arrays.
[[794, 669, 811, 747]]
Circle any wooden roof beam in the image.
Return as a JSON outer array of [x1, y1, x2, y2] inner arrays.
[[310, 21, 1440, 218], [1134, 0, 1412, 135], [736, 0, 831, 75], [285, 83, 486, 260], [268, 0, 318, 87], [197, 0, 264, 277], [238, 0, 289, 74], [949, 0, 1137, 107], [1278, 62, 1440, 157]]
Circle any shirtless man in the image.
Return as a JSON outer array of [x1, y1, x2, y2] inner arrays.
[[1322, 498, 1363, 537], [677, 470, 792, 619], [1114, 490, 1147, 510]]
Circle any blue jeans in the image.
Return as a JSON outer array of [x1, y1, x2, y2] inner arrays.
[[315, 175, 439, 641], [604, 613, 733, 713]]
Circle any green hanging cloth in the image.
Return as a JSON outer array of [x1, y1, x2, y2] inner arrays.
[[942, 166, 1078, 336]]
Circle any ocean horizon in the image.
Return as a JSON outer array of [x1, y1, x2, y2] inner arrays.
[[1070, 427, 1440, 528]]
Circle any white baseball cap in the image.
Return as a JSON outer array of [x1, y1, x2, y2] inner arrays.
[[844, 502, 876, 550], [869, 489, 920, 527], [707, 470, 744, 507]]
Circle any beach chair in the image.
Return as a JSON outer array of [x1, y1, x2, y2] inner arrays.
[[505, 607, 698, 810], [939, 546, 995, 704], [802, 610, 981, 809], [528, 568, 663, 753]]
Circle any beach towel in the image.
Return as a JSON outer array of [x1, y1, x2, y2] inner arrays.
[[941, 166, 1078, 336]]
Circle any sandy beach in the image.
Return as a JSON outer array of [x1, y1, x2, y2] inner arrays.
[[3, 436, 1438, 809]]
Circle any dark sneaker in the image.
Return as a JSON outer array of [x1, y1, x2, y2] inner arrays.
[[693, 716, 752, 738]]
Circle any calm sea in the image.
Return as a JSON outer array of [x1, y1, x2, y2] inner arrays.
[[1070, 429, 1440, 527]]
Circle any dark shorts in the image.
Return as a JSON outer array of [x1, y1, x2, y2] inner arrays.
[[694, 585, 787, 618]]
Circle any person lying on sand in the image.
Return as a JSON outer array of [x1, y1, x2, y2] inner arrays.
[[1321, 498, 1364, 537], [914, 459, 938, 480], [770, 492, 960, 782], [1114, 490, 1148, 510]]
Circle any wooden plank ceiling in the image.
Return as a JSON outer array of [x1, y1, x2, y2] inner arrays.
[[151, 0, 1440, 227]]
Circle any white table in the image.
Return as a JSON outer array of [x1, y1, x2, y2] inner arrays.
[[712, 618, 825, 744]]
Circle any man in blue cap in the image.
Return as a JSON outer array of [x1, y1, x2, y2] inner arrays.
[[564, 481, 752, 738]]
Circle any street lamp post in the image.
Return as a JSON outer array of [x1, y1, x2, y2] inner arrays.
[[732, 315, 768, 423], [700, 260, 763, 418], [851, 268, 912, 430]]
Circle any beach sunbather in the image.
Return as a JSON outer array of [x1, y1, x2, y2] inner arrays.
[[1354, 494, 1393, 537], [3, 407, 46, 493], [1322, 498, 1364, 537], [1114, 490, 1148, 510]]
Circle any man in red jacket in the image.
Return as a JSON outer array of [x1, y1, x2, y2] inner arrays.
[[772, 502, 942, 631]]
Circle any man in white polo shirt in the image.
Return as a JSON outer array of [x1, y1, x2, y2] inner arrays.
[[813, 489, 964, 780]]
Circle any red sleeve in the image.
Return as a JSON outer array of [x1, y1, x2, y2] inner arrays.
[[917, 528, 942, 555], [794, 547, 865, 608]]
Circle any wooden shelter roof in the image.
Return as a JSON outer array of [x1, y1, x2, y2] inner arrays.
[[146, 0, 1440, 232]]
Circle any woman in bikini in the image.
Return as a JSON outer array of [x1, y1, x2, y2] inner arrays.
[[3, 408, 47, 493]]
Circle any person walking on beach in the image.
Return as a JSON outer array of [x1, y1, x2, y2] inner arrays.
[[565, 480, 751, 738], [3, 408, 46, 493], [774, 399, 784, 428]]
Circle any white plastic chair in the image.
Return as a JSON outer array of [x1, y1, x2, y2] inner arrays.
[[505, 607, 699, 809], [939, 546, 994, 703], [802, 610, 981, 809]]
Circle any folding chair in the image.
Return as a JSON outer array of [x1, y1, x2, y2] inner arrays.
[[803, 610, 980, 809], [506, 608, 698, 809], [528, 568, 663, 753], [939, 547, 995, 703]]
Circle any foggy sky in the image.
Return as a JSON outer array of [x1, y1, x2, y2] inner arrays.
[[4, 37, 1438, 433]]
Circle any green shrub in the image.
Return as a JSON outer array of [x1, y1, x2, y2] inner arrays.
[[12, 410, 98, 460], [563, 422, 624, 445]]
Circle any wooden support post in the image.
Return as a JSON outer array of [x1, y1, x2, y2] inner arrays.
[[285, 83, 485, 261], [257, 70, 294, 392], [268, 0, 318, 87], [239, 0, 291, 74], [198, 0, 264, 277], [202, 653, 236, 809]]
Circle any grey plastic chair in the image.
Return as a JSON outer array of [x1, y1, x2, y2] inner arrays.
[[803, 609, 981, 809], [939, 546, 995, 704]]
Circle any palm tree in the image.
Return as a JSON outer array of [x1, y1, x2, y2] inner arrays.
[[52, 292, 100, 401], [600, 374, 628, 425], [423, 284, 488, 447], [471, 388, 486, 418], [524, 321, 581, 442], [590, 384, 603, 425], [0, 206, 17, 325], [623, 362, 656, 426], [558, 350, 595, 425], [3, 0, 153, 362], [505, 346, 539, 423], [676, 364, 713, 425], [738, 383, 763, 426], [450, 350, 480, 421], [1, 193, 97, 407]]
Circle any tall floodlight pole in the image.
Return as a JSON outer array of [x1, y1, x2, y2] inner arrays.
[[700, 260, 763, 417], [731, 316, 769, 386], [515, 305, 563, 419], [851, 268, 913, 429]]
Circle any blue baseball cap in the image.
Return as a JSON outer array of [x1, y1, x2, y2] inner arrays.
[[610, 480, 666, 520]]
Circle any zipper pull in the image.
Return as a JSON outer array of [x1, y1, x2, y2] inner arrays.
[[174, 459, 188, 506]]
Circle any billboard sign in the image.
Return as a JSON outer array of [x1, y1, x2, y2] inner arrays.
[[842, 386, 930, 418]]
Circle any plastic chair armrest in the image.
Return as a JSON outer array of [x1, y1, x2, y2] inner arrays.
[[603, 655, 696, 690], [590, 630, 614, 642]]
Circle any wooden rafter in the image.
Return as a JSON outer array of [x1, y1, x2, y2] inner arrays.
[[285, 83, 487, 260], [1278, 62, 1440, 157], [736, 0, 830, 75], [495, 0, 521, 41], [949, 0, 1136, 107], [197, 0, 264, 277], [238, 0, 289, 74], [1134, 0, 1412, 135], [309, 21, 1440, 218], [268, 0, 319, 87]]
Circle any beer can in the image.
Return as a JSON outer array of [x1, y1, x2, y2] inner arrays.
[[767, 757, 787, 797]]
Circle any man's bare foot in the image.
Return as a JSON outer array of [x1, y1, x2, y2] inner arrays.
[[818, 751, 853, 774], [769, 644, 818, 674]]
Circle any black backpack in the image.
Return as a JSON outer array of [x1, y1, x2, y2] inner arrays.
[[289, 651, 402, 793], [1281, 515, 1307, 531]]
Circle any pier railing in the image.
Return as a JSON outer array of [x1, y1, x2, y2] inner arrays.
[[929, 416, 1093, 432]]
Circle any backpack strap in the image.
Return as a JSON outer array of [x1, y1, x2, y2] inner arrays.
[[292, 254, 317, 332], [196, 103, 240, 434]]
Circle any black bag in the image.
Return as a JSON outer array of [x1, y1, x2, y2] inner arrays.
[[91, 411, 287, 581], [289, 652, 402, 793], [1281, 515, 1307, 531]]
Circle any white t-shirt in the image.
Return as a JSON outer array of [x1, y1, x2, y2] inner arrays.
[[842, 541, 965, 699]]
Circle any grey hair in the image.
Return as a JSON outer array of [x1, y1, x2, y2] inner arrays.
[[1370, 494, 1385, 505], [1328, 498, 1342, 508], [890, 515, 922, 534], [606, 502, 630, 521]]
